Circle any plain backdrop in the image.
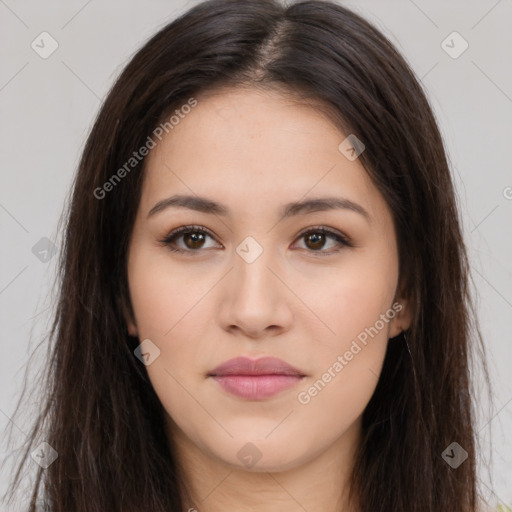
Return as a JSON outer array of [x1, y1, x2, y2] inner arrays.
[[1, 0, 511, 508]]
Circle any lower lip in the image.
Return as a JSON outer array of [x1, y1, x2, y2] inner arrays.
[[210, 374, 304, 400]]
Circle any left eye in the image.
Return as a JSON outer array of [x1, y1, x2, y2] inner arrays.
[[294, 228, 352, 253], [159, 225, 352, 254]]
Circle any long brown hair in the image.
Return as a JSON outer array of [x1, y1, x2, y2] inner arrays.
[[3, 0, 488, 510]]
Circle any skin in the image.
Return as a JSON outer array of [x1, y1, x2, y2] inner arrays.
[[124, 86, 412, 512]]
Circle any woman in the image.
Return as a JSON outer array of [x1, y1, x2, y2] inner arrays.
[[4, 0, 488, 510]]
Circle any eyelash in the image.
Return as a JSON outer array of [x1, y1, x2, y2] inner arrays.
[[158, 224, 353, 256]]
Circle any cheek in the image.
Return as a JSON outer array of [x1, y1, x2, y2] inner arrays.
[[293, 249, 398, 404], [127, 247, 212, 394], [294, 249, 398, 349], [127, 255, 208, 436], [127, 244, 208, 339], [291, 273, 395, 437]]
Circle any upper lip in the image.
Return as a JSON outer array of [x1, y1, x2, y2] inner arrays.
[[208, 356, 305, 377]]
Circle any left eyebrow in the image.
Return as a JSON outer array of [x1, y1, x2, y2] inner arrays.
[[147, 194, 371, 223], [280, 196, 371, 223]]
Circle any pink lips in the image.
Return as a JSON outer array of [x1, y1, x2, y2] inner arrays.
[[208, 356, 305, 400]]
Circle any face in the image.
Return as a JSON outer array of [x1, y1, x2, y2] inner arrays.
[[125, 86, 411, 473]]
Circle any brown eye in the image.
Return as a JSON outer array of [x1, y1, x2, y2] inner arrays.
[[182, 231, 207, 249], [304, 232, 327, 251], [160, 225, 352, 255], [295, 227, 352, 254], [159, 225, 220, 253]]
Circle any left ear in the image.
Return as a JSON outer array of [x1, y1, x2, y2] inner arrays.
[[118, 292, 138, 338], [388, 295, 414, 339]]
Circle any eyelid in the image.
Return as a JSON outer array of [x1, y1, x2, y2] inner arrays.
[[158, 224, 220, 251], [294, 225, 353, 248], [158, 224, 353, 254]]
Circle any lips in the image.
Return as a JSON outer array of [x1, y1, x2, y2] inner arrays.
[[208, 356, 305, 377], [208, 356, 306, 400]]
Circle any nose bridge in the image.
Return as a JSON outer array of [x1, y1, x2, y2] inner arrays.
[[218, 233, 291, 336], [232, 234, 276, 299]]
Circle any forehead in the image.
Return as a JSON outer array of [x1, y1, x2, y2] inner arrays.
[[139, 86, 385, 221]]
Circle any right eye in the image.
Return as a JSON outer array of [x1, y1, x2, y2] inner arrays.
[[158, 225, 222, 254]]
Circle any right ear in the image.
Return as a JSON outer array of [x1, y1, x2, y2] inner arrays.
[[120, 294, 138, 337], [126, 317, 138, 337]]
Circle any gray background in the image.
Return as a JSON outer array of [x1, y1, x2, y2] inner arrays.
[[1, 0, 511, 509]]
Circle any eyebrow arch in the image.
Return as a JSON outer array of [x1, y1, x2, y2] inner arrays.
[[147, 194, 371, 223]]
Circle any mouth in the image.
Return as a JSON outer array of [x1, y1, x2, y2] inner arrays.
[[207, 356, 306, 400]]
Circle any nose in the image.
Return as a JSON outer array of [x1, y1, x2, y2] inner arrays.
[[217, 241, 293, 339]]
